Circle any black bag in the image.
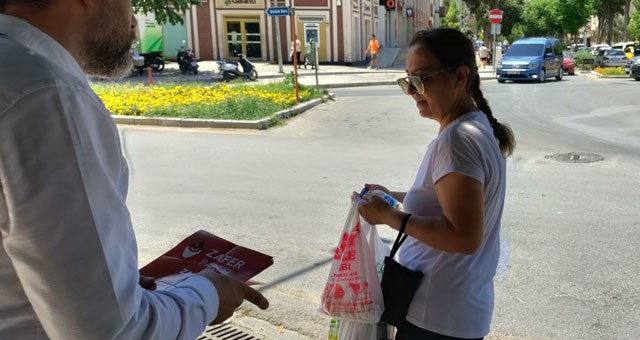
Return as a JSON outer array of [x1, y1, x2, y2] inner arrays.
[[379, 213, 424, 328]]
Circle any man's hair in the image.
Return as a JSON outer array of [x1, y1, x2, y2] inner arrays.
[[372, 34, 376, 38]]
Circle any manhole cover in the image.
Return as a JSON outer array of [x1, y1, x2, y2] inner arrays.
[[197, 324, 261, 340], [544, 152, 604, 163]]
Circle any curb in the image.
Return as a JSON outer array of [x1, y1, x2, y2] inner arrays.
[[112, 93, 335, 130], [589, 71, 629, 79], [304, 75, 496, 89]]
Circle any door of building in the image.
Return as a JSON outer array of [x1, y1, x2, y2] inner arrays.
[[224, 18, 262, 59]]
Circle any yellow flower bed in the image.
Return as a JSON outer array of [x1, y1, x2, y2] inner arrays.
[[593, 67, 625, 76], [92, 82, 315, 120]]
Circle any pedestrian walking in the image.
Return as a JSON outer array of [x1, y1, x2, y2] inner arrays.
[[364, 34, 380, 70], [478, 45, 490, 69], [291, 38, 302, 68]]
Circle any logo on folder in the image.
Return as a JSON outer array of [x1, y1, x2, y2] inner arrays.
[[182, 240, 205, 258]]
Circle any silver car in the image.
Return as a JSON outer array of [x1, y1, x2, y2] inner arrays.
[[596, 49, 627, 67]]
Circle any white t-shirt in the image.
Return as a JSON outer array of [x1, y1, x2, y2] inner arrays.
[[0, 14, 218, 339], [400, 111, 506, 338], [478, 46, 489, 58]]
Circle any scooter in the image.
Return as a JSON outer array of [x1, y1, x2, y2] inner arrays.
[[176, 40, 199, 75], [217, 51, 258, 81], [131, 46, 146, 76], [139, 51, 165, 72]]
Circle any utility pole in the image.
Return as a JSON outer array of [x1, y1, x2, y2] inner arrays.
[[273, 0, 284, 73], [459, 0, 463, 30]]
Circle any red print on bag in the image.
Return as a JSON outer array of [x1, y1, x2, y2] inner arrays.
[[334, 283, 345, 300], [334, 222, 360, 260]]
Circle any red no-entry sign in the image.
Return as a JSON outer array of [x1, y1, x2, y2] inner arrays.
[[489, 9, 503, 24]]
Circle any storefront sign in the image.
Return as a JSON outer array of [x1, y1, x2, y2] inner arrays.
[[216, 0, 262, 8]]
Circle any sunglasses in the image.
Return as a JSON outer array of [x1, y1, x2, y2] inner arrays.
[[397, 66, 457, 95]]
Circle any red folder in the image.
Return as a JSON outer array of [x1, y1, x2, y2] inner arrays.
[[140, 230, 273, 282]]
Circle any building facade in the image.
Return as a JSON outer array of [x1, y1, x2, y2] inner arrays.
[[136, 0, 439, 64], [180, 0, 435, 63]]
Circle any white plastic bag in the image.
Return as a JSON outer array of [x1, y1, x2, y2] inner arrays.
[[320, 199, 384, 323], [335, 218, 394, 340]]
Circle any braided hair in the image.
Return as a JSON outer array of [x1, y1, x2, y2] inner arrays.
[[409, 28, 516, 157]]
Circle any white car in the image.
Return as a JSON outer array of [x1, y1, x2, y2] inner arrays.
[[590, 44, 611, 56], [597, 49, 627, 67]]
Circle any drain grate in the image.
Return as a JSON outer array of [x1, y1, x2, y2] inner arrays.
[[197, 324, 261, 340], [545, 152, 604, 163]]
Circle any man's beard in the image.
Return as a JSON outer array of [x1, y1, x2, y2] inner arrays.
[[82, 12, 136, 79]]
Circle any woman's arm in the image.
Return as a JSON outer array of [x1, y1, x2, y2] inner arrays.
[[361, 173, 484, 254]]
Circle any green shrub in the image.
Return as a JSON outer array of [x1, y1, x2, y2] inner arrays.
[[574, 50, 595, 70]]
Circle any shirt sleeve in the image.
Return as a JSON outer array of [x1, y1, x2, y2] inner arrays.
[[0, 85, 218, 340], [431, 123, 485, 185]]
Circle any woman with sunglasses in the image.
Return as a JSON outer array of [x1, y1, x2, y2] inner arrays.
[[358, 28, 515, 340]]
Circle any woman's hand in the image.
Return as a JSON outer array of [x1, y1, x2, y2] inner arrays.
[[358, 193, 394, 225], [363, 183, 390, 194]]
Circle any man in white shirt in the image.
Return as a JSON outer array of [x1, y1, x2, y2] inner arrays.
[[0, 0, 268, 339], [478, 45, 490, 69]]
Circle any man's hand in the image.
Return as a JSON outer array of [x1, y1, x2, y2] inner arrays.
[[138, 274, 156, 291], [197, 269, 269, 324]]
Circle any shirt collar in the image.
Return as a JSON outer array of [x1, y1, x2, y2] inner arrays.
[[0, 13, 87, 82]]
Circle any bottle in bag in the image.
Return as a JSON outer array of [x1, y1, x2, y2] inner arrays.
[[359, 188, 399, 208], [328, 319, 340, 340]]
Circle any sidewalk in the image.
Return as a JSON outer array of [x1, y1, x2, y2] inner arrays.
[[147, 60, 496, 89], [109, 61, 496, 129]]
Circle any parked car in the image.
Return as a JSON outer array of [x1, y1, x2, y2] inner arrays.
[[624, 46, 640, 74], [590, 44, 611, 56], [570, 43, 586, 52], [629, 57, 640, 81], [563, 51, 576, 75], [611, 41, 636, 59], [595, 49, 627, 67], [624, 56, 637, 75], [496, 37, 563, 83]]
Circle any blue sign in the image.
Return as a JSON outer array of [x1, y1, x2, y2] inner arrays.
[[266, 7, 292, 16]]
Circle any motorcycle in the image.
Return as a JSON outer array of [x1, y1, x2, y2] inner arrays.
[[139, 51, 165, 73], [217, 51, 258, 81], [176, 41, 199, 75]]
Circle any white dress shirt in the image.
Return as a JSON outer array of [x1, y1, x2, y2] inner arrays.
[[0, 14, 219, 340]]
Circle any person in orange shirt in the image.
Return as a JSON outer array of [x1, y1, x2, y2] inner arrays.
[[365, 34, 380, 70]]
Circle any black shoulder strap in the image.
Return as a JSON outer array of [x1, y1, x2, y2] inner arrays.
[[389, 213, 412, 258]]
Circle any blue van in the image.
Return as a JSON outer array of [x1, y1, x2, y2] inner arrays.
[[496, 37, 563, 83]]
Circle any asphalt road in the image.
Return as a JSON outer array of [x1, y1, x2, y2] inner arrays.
[[122, 75, 640, 340]]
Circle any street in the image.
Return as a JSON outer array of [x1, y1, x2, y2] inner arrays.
[[123, 75, 640, 340]]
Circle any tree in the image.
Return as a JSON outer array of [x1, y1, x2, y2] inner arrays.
[[499, 0, 525, 42], [133, 0, 207, 25], [522, 0, 563, 37], [593, 0, 625, 44], [628, 0, 640, 40], [623, 0, 632, 40], [556, 0, 596, 36], [442, 0, 463, 30], [462, 0, 525, 47]]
